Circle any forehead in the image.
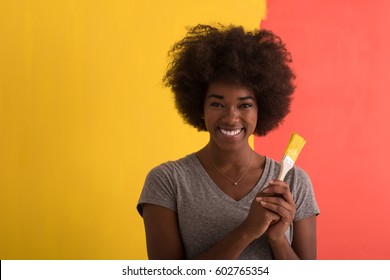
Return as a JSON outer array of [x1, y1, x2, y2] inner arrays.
[[206, 82, 255, 99]]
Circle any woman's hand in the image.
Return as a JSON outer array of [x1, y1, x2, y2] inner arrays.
[[242, 193, 281, 240], [257, 180, 296, 242]]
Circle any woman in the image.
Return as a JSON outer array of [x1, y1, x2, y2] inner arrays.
[[137, 24, 319, 259]]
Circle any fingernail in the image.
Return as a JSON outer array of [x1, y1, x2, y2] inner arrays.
[[260, 201, 267, 205], [256, 197, 262, 201], [262, 188, 269, 193]]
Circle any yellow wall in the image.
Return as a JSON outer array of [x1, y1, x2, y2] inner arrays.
[[0, 0, 265, 259]]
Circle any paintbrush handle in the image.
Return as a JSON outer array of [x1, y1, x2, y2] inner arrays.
[[277, 155, 294, 181]]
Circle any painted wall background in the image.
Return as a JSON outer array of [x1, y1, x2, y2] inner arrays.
[[257, 0, 390, 259], [0, 0, 265, 259], [1, 0, 389, 260]]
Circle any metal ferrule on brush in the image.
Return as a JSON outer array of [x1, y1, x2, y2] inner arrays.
[[277, 154, 295, 181]]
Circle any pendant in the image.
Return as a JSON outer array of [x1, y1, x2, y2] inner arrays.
[[233, 182, 238, 186]]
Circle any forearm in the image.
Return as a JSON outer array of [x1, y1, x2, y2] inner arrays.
[[268, 236, 299, 260], [193, 224, 257, 260]]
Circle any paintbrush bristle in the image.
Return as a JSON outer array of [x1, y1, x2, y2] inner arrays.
[[284, 133, 306, 162]]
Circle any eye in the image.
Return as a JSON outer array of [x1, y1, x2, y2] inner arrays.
[[210, 102, 224, 108], [239, 103, 253, 109]]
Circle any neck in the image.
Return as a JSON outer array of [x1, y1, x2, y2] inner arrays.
[[206, 142, 253, 168], [204, 142, 254, 186]]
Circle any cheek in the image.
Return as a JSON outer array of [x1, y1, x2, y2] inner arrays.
[[247, 110, 258, 122], [248, 112, 259, 130]]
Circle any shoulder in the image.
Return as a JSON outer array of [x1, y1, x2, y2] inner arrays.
[[264, 157, 313, 194], [263, 156, 280, 175], [286, 166, 319, 220], [147, 153, 198, 179], [286, 165, 312, 189], [144, 153, 201, 188], [138, 154, 198, 216]]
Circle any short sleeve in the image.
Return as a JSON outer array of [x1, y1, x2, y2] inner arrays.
[[137, 163, 178, 216], [286, 166, 320, 221]]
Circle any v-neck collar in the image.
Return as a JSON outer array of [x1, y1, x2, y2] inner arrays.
[[190, 153, 272, 205]]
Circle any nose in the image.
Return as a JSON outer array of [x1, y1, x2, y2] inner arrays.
[[223, 106, 239, 123]]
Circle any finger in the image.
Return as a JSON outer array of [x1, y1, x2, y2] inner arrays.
[[261, 203, 294, 225], [263, 180, 289, 193], [259, 200, 295, 219], [262, 180, 293, 202], [254, 198, 281, 222], [258, 196, 295, 211], [256, 191, 283, 198], [267, 210, 281, 222], [260, 199, 295, 215]]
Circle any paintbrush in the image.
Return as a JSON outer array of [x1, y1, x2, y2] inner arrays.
[[277, 132, 307, 181]]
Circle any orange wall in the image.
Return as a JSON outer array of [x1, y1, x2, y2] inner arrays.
[[256, 0, 390, 259]]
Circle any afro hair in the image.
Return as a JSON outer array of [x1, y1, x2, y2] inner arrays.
[[163, 24, 296, 136]]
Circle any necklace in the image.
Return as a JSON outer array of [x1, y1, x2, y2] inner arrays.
[[208, 148, 253, 186]]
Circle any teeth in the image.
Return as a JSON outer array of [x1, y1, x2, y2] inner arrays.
[[220, 128, 242, 136]]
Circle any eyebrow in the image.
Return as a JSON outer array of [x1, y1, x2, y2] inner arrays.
[[207, 94, 256, 101]]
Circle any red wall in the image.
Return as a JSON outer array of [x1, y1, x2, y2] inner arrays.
[[256, 0, 390, 259]]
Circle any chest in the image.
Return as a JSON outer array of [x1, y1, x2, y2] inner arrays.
[[176, 184, 250, 258], [208, 166, 266, 201]]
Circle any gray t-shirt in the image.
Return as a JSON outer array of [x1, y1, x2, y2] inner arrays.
[[137, 153, 319, 259]]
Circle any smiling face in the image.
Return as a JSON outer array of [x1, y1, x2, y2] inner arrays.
[[203, 82, 258, 151]]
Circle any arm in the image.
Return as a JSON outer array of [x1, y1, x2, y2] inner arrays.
[[266, 215, 317, 259], [142, 197, 280, 260], [292, 215, 317, 259], [142, 204, 185, 259], [258, 180, 317, 259]]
